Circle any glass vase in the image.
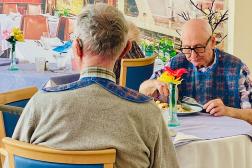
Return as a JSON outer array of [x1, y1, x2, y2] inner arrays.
[[168, 83, 180, 127], [8, 43, 19, 71]]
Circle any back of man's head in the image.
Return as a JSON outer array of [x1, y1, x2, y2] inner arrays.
[[75, 4, 128, 59]]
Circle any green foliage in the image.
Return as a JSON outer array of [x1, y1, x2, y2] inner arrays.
[[56, 0, 82, 15], [140, 40, 156, 56], [158, 38, 176, 57], [56, 8, 71, 17], [140, 37, 177, 62], [6, 36, 16, 44]]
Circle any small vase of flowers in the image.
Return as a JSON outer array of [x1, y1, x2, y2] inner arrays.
[[3, 28, 24, 71], [158, 66, 187, 127]]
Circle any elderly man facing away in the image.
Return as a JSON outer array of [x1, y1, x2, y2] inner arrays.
[[11, 4, 179, 168], [140, 19, 252, 124]]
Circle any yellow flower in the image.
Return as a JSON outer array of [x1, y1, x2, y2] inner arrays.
[[11, 28, 24, 42], [158, 72, 182, 85], [14, 33, 24, 42]]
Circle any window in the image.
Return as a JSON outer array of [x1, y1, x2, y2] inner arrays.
[[124, 0, 139, 17]]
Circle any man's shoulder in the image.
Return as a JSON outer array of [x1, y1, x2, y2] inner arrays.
[[172, 52, 187, 61], [42, 78, 153, 104], [219, 50, 243, 65], [125, 100, 164, 123], [101, 83, 152, 103], [169, 53, 189, 68]]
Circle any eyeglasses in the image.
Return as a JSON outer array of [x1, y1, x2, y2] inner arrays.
[[180, 36, 211, 55]]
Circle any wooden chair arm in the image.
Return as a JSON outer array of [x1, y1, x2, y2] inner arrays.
[[0, 148, 7, 157], [0, 105, 23, 115]]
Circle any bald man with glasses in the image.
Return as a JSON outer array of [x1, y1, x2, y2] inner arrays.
[[140, 19, 252, 124]]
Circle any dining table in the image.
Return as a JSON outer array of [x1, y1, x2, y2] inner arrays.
[[166, 111, 252, 168], [15, 39, 73, 64], [0, 13, 59, 53]]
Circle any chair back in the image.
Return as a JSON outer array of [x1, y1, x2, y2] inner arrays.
[[57, 17, 74, 41], [0, 87, 38, 143], [2, 3, 18, 14], [119, 55, 157, 91], [3, 137, 116, 168], [21, 15, 49, 40], [27, 4, 42, 15]]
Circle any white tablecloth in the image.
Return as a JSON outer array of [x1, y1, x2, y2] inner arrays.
[[15, 40, 72, 64], [176, 135, 252, 168], [0, 63, 75, 93], [0, 14, 21, 52], [163, 110, 252, 168], [0, 14, 59, 52]]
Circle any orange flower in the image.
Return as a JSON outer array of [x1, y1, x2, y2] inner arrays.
[[164, 66, 188, 78], [158, 66, 188, 85]]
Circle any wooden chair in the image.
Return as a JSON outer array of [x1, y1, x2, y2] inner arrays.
[[21, 15, 49, 40], [2, 3, 18, 14], [27, 4, 42, 15], [57, 16, 74, 41], [119, 54, 157, 91], [1, 137, 116, 168], [0, 87, 38, 144]]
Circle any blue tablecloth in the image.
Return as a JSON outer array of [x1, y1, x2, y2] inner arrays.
[[0, 63, 77, 93]]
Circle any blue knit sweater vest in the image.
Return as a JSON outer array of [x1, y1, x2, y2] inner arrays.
[[170, 49, 243, 108]]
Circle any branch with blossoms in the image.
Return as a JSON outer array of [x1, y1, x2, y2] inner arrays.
[[178, 0, 228, 42]]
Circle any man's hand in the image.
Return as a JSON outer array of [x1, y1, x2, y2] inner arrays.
[[203, 98, 229, 116], [139, 80, 169, 98]]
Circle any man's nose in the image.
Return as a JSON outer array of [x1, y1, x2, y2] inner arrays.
[[190, 50, 198, 58]]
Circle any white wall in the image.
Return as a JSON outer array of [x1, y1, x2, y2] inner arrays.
[[228, 0, 252, 70]]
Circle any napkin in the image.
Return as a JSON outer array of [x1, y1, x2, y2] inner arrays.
[[47, 15, 58, 22], [9, 12, 21, 16], [173, 132, 203, 147], [41, 37, 62, 47], [8, 12, 21, 20], [0, 58, 11, 66], [53, 41, 72, 53]]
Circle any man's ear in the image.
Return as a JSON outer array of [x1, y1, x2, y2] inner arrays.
[[210, 36, 216, 49], [72, 39, 84, 70], [118, 40, 132, 59], [74, 38, 84, 59]]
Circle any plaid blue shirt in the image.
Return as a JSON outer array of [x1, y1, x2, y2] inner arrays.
[[151, 49, 252, 109]]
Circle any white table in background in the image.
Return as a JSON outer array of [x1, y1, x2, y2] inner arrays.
[[0, 14, 59, 52], [0, 14, 21, 52], [15, 40, 72, 64]]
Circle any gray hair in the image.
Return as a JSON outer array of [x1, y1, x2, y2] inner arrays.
[[74, 4, 128, 58]]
